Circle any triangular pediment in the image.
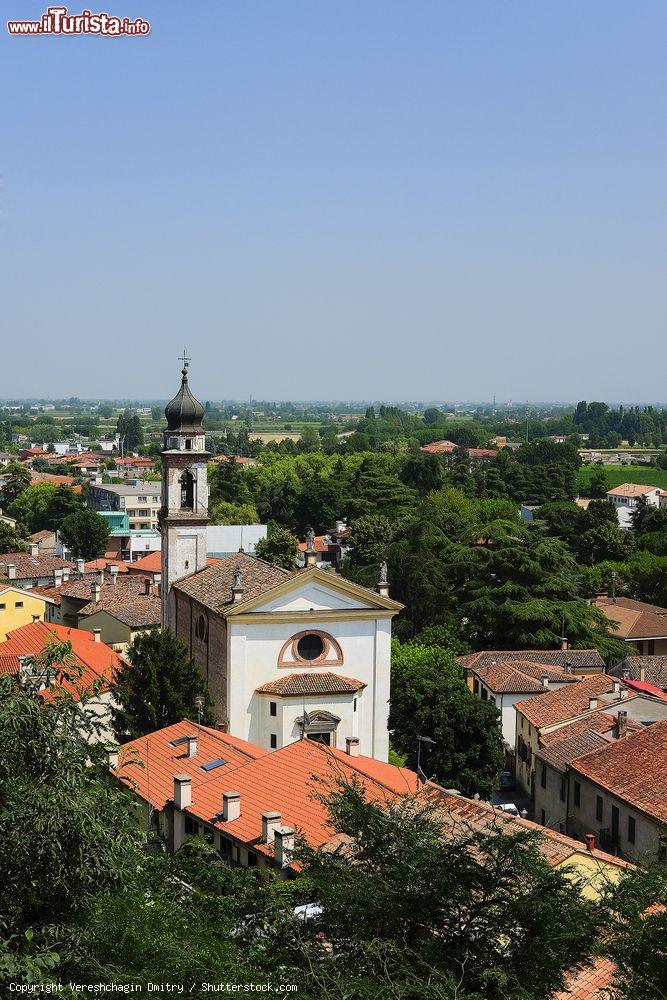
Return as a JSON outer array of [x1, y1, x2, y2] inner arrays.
[[224, 567, 402, 617]]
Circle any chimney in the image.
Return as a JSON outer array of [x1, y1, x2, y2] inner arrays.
[[588, 697, 598, 711], [7, 564, 15, 580], [144, 577, 151, 596], [186, 733, 198, 758], [173, 774, 192, 810], [560, 636, 569, 651], [612, 680, 621, 696], [564, 661, 572, 674], [97, 569, 104, 586], [345, 737, 360, 757], [222, 791, 241, 822], [108, 748, 119, 769], [541, 675, 549, 689], [61, 567, 70, 582], [32, 614, 40, 623], [29, 541, 39, 557], [53, 568, 63, 588], [620, 687, 629, 700], [640, 665, 646, 683], [91, 583, 101, 604], [584, 833, 596, 853], [76, 558, 85, 575], [261, 811, 282, 844], [274, 827, 295, 868], [110, 565, 118, 584], [616, 710, 628, 739], [92, 628, 101, 643]]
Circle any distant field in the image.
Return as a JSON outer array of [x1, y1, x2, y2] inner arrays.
[[578, 465, 667, 493]]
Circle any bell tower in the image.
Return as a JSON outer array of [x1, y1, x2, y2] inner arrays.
[[160, 352, 209, 631]]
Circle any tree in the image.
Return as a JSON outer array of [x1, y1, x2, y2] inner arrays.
[[0, 641, 139, 981], [389, 639, 504, 797], [0, 520, 25, 553], [47, 484, 84, 527], [210, 457, 252, 506], [116, 411, 144, 451], [59, 509, 110, 560], [296, 781, 599, 1000], [255, 525, 298, 571], [589, 466, 610, 499], [8, 482, 58, 533], [2, 461, 31, 507], [112, 628, 215, 741]]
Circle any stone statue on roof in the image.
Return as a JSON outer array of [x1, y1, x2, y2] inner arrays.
[[378, 561, 388, 586], [305, 527, 315, 552], [233, 564, 244, 590]]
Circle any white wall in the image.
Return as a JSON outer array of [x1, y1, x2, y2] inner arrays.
[[206, 524, 267, 557]]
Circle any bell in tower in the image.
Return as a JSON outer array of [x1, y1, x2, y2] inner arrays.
[[159, 352, 210, 631]]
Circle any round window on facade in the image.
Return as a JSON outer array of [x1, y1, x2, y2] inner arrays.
[[296, 632, 325, 661], [196, 615, 208, 643]]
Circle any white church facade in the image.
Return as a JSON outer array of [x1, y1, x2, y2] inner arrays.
[[159, 363, 401, 761]]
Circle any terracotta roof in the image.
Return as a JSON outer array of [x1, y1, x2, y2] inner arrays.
[[421, 784, 631, 872], [0, 552, 75, 579], [256, 672, 366, 696], [606, 482, 660, 498], [297, 535, 333, 553], [79, 593, 161, 628], [611, 656, 667, 689], [536, 730, 610, 773], [472, 659, 581, 694], [554, 957, 616, 1000], [0, 621, 124, 699], [58, 574, 153, 602], [30, 472, 82, 491], [173, 551, 292, 613], [593, 596, 667, 640], [420, 440, 457, 453], [24, 584, 62, 605], [459, 649, 605, 671], [516, 675, 622, 730], [539, 712, 641, 749], [115, 725, 418, 863], [570, 718, 667, 825], [30, 530, 55, 543], [116, 720, 268, 810]]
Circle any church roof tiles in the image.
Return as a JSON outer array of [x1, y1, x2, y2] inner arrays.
[[256, 672, 366, 696], [172, 551, 292, 612]]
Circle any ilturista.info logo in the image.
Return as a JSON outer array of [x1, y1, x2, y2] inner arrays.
[[7, 6, 150, 35]]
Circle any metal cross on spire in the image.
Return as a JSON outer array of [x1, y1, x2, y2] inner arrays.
[[179, 347, 191, 369]]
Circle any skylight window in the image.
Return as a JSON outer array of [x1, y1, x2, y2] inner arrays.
[[201, 758, 226, 772]]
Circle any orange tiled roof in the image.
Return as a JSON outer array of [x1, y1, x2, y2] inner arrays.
[[0, 552, 75, 579], [256, 672, 366, 696], [0, 620, 124, 698], [459, 649, 605, 671], [570, 718, 667, 825], [472, 659, 581, 695], [539, 712, 641, 749], [115, 726, 418, 862], [606, 482, 660, 498], [593, 596, 667, 641], [516, 675, 621, 730], [554, 957, 616, 1000]]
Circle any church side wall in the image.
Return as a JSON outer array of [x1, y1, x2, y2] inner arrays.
[[174, 589, 228, 725]]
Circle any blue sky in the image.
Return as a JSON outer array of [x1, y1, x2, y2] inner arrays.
[[1, 1, 666, 402]]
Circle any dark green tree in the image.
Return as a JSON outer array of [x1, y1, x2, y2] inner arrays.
[[2, 461, 31, 507], [589, 466, 610, 499], [112, 628, 215, 741], [59, 509, 110, 560], [0, 519, 25, 553], [46, 484, 84, 529], [116, 411, 144, 450], [254, 525, 298, 571], [389, 639, 504, 797]]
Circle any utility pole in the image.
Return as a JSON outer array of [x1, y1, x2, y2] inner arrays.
[[525, 406, 529, 443]]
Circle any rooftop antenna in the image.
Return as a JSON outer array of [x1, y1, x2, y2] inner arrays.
[[525, 405, 529, 443]]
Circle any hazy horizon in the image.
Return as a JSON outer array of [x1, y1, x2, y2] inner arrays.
[[2, 2, 666, 400]]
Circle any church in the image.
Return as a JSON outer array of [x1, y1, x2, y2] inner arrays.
[[159, 362, 402, 761]]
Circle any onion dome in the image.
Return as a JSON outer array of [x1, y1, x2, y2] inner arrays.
[[164, 366, 205, 433]]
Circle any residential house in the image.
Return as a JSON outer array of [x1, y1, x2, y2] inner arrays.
[[533, 711, 641, 834], [0, 550, 75, 588], [0, 508, 18, 529], [113, 719, 418, 870], [459, 648, 606, 676], [568, 719, 667, 861], [53, 572, 160, 650], [465, 657, 581, 750], [609, 654, 667, 691], [606, 482, 661, 529], [88, 481, 162, 530], [0, 585, 57, 638], [420, 440, 498, 463], [29, 529, 57, 554], [592, 595, 667, 656], [0, 620, 124, 742], [514, 674, 667, 796]]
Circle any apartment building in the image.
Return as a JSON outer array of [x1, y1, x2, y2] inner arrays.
[[88, 481, 161, 530]]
